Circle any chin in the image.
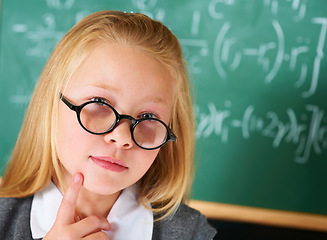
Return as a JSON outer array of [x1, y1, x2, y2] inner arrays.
[[82, 177, 125, 196]]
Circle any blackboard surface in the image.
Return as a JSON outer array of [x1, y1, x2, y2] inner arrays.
[[1, 0, 327, 217]]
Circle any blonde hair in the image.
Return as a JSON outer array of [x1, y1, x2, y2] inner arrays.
[[0, 11, 194, 220]]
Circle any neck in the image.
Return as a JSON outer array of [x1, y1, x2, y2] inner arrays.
[[76, 187, 121, 219]]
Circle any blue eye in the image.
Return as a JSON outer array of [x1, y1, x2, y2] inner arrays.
[[140, 113, 157, 119], [91, 97, 108, 105]]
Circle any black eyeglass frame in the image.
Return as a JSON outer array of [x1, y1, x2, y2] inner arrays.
[[60, 94, 176, 150]]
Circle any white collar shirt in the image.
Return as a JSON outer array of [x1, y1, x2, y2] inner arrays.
[[30, 182, 153, 240]]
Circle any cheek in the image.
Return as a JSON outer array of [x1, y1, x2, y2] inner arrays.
[[134, 150, 159, 176], [56, 107, 88, 172]]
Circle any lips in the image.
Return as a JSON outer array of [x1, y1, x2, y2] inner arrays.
[[90, 156, 128, 173]]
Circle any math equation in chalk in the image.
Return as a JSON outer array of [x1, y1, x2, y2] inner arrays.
[[196, 102, 327, 164]]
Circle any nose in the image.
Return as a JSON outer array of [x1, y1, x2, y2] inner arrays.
[[104, 120, 134, 149]]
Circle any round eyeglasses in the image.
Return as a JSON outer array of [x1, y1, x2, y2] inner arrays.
[[60, 94, 176, 150]]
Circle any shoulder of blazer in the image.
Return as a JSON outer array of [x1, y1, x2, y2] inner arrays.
[[0, 196, 35, 239], [152, 203, 217, 240]]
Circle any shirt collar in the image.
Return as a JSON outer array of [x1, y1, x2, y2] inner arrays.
[[30, 182, 153, 239]]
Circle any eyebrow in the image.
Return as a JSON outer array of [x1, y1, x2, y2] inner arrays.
[[150, 96, 168, 104], [90, 82, 169, 106], [90, 82, 119, 93]]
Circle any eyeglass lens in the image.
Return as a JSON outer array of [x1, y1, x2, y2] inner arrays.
[[80, 102, 168, 149]]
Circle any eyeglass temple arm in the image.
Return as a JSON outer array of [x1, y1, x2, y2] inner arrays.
[[169, 130, 177, 141], [59, 93, 76, 110]]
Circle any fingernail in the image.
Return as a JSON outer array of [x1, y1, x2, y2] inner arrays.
[[73, 173, 82, 183], [74, 212, 81, 222], [104, 222, 111, 231]]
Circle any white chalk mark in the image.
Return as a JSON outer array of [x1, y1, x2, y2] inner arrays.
[[242, 106, 255, 139], [213, 22, 231, 79], [191, 10, 201, 36], [294, 64, 307, 88], [12, 24, 28, 33], [289, 46, 309, 70], [265, 20, 284, 83], [302, 18, 327, 98]]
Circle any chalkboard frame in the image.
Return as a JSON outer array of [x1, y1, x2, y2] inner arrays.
[[189, 200, 327, 232]]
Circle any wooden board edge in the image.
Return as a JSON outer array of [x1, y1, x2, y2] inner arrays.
[[188, 199, 327, 232]]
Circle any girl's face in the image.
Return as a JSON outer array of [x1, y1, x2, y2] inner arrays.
[[56, 42, 175, 196]]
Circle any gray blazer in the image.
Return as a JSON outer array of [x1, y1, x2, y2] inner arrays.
[[0, 197, 216, 240]]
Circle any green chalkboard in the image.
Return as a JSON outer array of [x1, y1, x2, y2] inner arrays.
[[1, 0, 327, 216]]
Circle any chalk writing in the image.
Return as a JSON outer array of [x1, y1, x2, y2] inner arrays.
[[155, 0, 326, 99], [9, 0, 324, 100], [46, 0, 75, 10], [196, 102, 327, 164], [9, 9, 88, 104], [265, 0, 307, 21], [306, 17, 327, 98], [213, 17, 327, 98], [132, 0, 165, 21]]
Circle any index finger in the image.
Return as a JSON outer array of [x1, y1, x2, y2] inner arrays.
[[56, 172, 83, 225]]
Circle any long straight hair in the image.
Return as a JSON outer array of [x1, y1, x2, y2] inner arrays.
[[0, 11, 195, 220]]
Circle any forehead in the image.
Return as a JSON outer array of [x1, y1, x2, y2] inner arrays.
[[66, 42, 176, 108]]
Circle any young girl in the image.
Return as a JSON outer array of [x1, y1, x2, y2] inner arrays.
[[0, 10, 216, 239]]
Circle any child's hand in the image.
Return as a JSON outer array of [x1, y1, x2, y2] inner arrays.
[[43, 173, 111, 240]]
